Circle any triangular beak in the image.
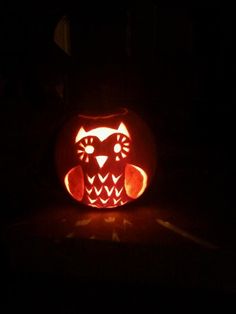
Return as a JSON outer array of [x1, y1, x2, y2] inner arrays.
[[95, 156, 108, 168]]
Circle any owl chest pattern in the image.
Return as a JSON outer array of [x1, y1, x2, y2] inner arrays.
[[84, 172, 129, 208]]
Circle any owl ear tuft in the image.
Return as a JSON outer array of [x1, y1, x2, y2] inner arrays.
[[75, 127, 87, 143], [117, 122, 130, 138]]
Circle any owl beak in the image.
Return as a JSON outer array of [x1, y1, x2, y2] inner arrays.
[[95, 156, 108, 168]]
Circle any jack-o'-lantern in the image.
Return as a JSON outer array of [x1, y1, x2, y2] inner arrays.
[[55, 107, 156, 208]]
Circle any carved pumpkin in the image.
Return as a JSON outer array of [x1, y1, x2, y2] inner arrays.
[[55, 107, 156, 208]]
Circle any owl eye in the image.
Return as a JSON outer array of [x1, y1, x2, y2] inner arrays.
[[114, 135, 130, 161], [77, 137, 94, 162], [85, 145, 94, 154], [114, 143, 121, 153]]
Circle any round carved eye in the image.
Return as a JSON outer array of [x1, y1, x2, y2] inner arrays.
[[114, 143, 121, 153], [85, 145, 94, 154]]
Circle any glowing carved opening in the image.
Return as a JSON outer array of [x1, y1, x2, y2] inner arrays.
[[94, 186, 103, 196], [113, 134, 130, 161], [100, 197, 109, 204], [64, 166, 84, 201], [75, 122, 130, 143], [114, 143, 121, 153], [95, 155, 108, 168], [77, 137, 95, 163], [88, 196, 97, 204], [125, 164, 148, 199], [113, 198, 121, 205], [112, 174, 122, 184], [85, 145, 94, 154], [115, 187, 123, 197], [104, 186, 114, 196], [98, 173, 109, 183], [87, 175, 95, 184], [86, 187, 93, 194]]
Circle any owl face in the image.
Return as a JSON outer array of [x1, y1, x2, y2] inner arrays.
[[75, 122, 131, 170]]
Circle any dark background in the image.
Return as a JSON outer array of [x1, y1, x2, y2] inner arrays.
[[0, 0, 235, 311], [0, 1, 234, 219]]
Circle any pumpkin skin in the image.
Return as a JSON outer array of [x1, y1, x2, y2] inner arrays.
[[55, 107, 156, 208]]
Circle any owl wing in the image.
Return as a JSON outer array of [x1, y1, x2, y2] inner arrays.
[[64, 165, 84, 201], [124, 164, 148, 199]]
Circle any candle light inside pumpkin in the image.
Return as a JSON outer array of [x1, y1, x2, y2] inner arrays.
[[55, 107, 156, 208]]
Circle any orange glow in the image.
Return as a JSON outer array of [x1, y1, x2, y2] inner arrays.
[[64, 166, 84, 201], [75, 122, 130, 143], [95, 155, 108, 168], [64, 171, 130, 207], [100, 197, 109, 205], [85, 145, 94, 154], [86, 187, 93, 195], [94, 186, 103, 196], [57, 108, 156, 209], [77, 137, 95, 163], [63, 153, 148, 208], [104, 186, 114, 196], [112, 174, 122, 184], [113, 198, 121, 205], [98, 173, 109, 183], [125, 164, 147, 199], [88, 196, 97, 204], [115, 187, 123, 197], [113, 134, 130, 160], [114, 143, 121, 153], [87, 174, 95, 184]]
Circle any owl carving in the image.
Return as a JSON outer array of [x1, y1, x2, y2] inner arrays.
[[64, 122, 147, 208]]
